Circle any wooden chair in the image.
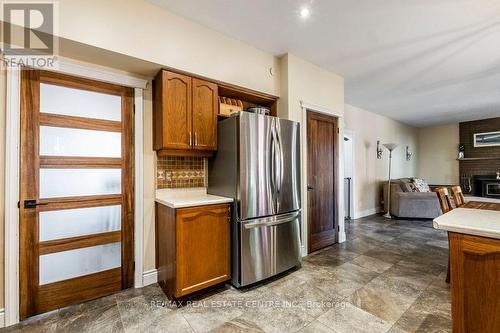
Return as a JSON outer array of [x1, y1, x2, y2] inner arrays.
[[435, 187, 453, 214], [451, 185, 466, 207], [435, 187, 453, 283]]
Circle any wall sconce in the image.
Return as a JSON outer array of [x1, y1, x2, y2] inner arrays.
[[376, 141, 383, 159], [406, 146, 412, 161]]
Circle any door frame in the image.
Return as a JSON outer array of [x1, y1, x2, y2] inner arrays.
[[4, 58, 148, 326], [300, 101, 346, 257]]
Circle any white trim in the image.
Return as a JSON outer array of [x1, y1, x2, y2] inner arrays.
[[142, 269, 158, 287], [4, 67, 21, 327], [354, 207, 382, 219], [300, 102, 346, 257], [134, 88, 144, 288], [4, 60, 146, 326], [300, 101, 344, 119], [0, 309, 5, 328], [31, 56, 148, 89]]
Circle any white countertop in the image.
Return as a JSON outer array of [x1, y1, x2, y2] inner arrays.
[[155, 188, 233, 209], [464, 196, 500, 203], [433, 208, 500, 240]]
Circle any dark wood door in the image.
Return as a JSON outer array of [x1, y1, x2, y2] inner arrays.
[[175, 204, 231, 297], [19, 69, 134, 319], [307, 111, 338, 253], [154, 70, 192, 150], [192, 78, 218, 151]]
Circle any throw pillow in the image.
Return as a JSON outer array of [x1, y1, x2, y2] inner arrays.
[[412, 178, 430, 192]]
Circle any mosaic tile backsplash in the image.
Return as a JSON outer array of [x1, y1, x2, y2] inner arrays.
[[157, 156, 207, 189]]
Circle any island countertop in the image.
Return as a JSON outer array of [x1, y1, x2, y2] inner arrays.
[[155, 188, 233, 209], [433, 207, 500, 240]]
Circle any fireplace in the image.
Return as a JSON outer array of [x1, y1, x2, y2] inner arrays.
[[474, 175, 500, 198]]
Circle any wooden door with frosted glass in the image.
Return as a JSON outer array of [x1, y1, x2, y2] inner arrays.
[[19, 69, 134, 319]]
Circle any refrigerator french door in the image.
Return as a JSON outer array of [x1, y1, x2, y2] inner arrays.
[[208, 112, 302, 287]]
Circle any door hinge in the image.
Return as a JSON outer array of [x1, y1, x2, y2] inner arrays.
[[17, 201, 20, 209]]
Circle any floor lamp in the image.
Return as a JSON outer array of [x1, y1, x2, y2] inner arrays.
[[383, 143, 398, 219]]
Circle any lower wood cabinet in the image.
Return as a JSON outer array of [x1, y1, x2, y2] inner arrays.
[[449, 232, 500, 333], [155, 203, 231, 298]]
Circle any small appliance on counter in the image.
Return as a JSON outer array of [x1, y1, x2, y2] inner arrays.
[[208, 112, 302, 288]]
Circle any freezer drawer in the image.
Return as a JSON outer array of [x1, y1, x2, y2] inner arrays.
[[236, 211, 302, 287]]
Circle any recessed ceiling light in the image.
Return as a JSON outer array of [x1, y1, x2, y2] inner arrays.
[[300, 7, 311, 19]]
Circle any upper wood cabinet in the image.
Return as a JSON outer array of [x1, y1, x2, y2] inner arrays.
[[153, 70, 218, 155], [192, 78, 218, 151]]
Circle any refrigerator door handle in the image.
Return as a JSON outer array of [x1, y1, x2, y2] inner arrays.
[[243, 211, 300, 229], [270, 123, 279, 210], [276, 124, 284, 196]]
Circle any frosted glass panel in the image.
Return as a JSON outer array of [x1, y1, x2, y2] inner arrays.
[[40, 126, 121, 158], [39, 242, 121, 285], [40, 205, 121, 241], [40, 83, 121, 121], [40, 169, 121, 198]]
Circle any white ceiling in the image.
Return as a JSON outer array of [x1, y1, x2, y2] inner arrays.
[[150, 0, 500, 127]]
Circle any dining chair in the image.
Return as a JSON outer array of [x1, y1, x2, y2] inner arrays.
[[451, 185, 466, 207], [435, 187, 453, 214], [435, 187, 453, 283]]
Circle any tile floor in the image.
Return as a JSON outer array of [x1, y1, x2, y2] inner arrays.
[[2, 215, 451, 333]]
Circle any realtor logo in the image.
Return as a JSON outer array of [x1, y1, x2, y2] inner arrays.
[[1, 1, 58, 68]]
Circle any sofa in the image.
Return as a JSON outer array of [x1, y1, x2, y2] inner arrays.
[[383, 178, 441, 219]]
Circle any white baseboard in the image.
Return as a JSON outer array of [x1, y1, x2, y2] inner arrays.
[[353, 206, 382, 219], [0, 308, 5, 328], [338, 230, 347, 243], [142, 269, 158, 287]]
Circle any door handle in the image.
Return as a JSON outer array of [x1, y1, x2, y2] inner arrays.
[[23, 200, 48, 209], [189, 132, 192, 146], [243, 211, 300, 229], [307, 186, 314, 191]]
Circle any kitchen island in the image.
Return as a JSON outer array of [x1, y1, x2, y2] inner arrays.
[[433, 206, 500, 333]]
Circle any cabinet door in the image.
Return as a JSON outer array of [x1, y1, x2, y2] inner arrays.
[[449, 232, 500, 333], [175, 204, 230, 297], [162, 71, 193, 150], [192, 78, 218, 151]]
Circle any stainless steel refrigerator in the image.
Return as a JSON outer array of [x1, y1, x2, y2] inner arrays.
[[208, 112, 302, 287]]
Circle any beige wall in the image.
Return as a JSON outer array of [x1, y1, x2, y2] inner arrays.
[[0, 61, 6, 308], [142, 86, 156, 273], [279, 53, 344, 120], [56, 0, 280, 96], [418, 124, 459, 185], [344, 104, 419, 217]]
